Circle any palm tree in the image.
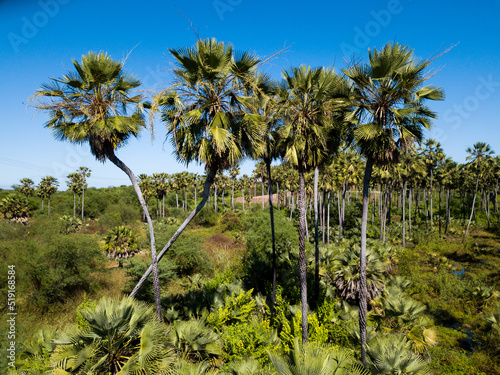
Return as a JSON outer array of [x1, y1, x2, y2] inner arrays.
[[268, 337, 369, 375], [30, 51, 163, 318], [19, 178, 34, 203], [420, 139, 444, 229], [130, 39, 263, 297], [79, 166, 91, 221], [343, 42, 444, 365], [101, 225, 139, 267], [38, 176, 58, 217], [51, 296, 175, 374], [276, 65, 346, 342], [463, 142, 494, 241], [66, 172, 82, 217]]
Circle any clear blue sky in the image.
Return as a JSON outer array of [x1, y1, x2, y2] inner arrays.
[[1, 0, 499, 189]]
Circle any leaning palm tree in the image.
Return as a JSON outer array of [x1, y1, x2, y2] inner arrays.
[[276, 65, 347, 342], [463, 142, 494, 242], [130, 38, 263, 297], [343, 42, 445, 365], [30, 51, 163, 318]]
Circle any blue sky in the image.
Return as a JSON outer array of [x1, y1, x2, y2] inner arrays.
[[1, 0, 499, 189]]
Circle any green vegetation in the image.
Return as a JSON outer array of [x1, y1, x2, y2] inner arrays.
[[2, 40, 499, 374]]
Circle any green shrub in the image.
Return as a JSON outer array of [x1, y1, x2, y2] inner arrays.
[[123, 257, 177, 302], [98, 203, 139, 229], [23, 234, 104, 309]]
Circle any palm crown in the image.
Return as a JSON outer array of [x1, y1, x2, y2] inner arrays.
[[344, 43, 445, 165], [31, 51, 147, 162], [157, 38, 263, 172]]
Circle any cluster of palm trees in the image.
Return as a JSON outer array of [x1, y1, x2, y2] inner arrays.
[[30, 39, 448, 366]]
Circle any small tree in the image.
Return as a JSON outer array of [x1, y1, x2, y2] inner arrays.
[[101, 226, 139, 267], [0, 193, 29, 224]]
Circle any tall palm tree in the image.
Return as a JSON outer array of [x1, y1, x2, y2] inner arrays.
[[463, 142, 494, 241], [343, 42, 444, 365], [66, 172, 82, 217], [30, 51, 163, 319], [276, 65, 346, 342], [130, 39, 263, 297], [38, 176, 58, 217], [79, 166, 91, 221], [420, 139, 444, 229]]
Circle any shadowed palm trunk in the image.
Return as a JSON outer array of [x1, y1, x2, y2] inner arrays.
[[130, 170, 216, 297], [313, 166, 320, 305], [359, 157, 374, 367], [298, 167, 308, 344], [266, 160, 277, 317], [106, 152, 162, 319]]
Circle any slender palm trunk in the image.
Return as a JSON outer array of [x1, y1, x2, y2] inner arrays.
[[81, 182, 85, 221], [338, 183, 346, 245], [266, 160, 277, 318], [298, 167, 308, 344], [107, 152, 162, 319], [438, 187, 442, 235], [313, 166, 320, 305], [359, 157, 374, 367], [130, 170, 216, 297], [445, 188, 450, 234], [463, 172, 480, 242], [402, 180, 406, 248], [73, 192, 76, 217], [327, 191, 330, 245]]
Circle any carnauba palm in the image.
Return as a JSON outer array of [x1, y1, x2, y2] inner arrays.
[[31, 51, 163, 318]]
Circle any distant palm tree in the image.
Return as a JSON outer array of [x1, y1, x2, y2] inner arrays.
[[463, 142, 494, 241], [79, 166, 91, 221], [343, 42, 444, 365], [19, 178, 34, 203], [38, 176, 58, 217], [66, 172, 82, 217], [30, 51, 163, 318], [130, 39, 263, 297]]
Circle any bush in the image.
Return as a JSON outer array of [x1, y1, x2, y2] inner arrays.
[[23, 234, 104, 309], [98, 203, 140, 230], [123, 257, 177, 302]]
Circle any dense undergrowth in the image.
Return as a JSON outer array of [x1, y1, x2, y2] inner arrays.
[[0, 186, 499, 374]]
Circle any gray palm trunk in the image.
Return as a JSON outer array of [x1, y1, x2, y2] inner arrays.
[[327, 191, 331, 244], [266, 160, 277, 317], [359, 157, 374, 367], [73, 192, 76, 217], [463, 172, 480, 242], [81, 178, 85, 221], [298, 168, 308, 344], [402, 180, 406, 248], [106, 152, 162, 319], [130, 170, 216, 297], [338, 182, 346, 245], [313, 166, 320, 304]]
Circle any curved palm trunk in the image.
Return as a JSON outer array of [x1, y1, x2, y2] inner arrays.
[[313, 166, 320, 305], [106, 152, 162, 319], [266, 160, 277, 317], [463, 172, 480, 242], [359, 157, 374, 367], [130, 170, 216, 297], [298, 167, 308, 344]]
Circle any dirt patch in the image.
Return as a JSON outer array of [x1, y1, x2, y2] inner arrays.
[[203, 233, 245, 271]]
